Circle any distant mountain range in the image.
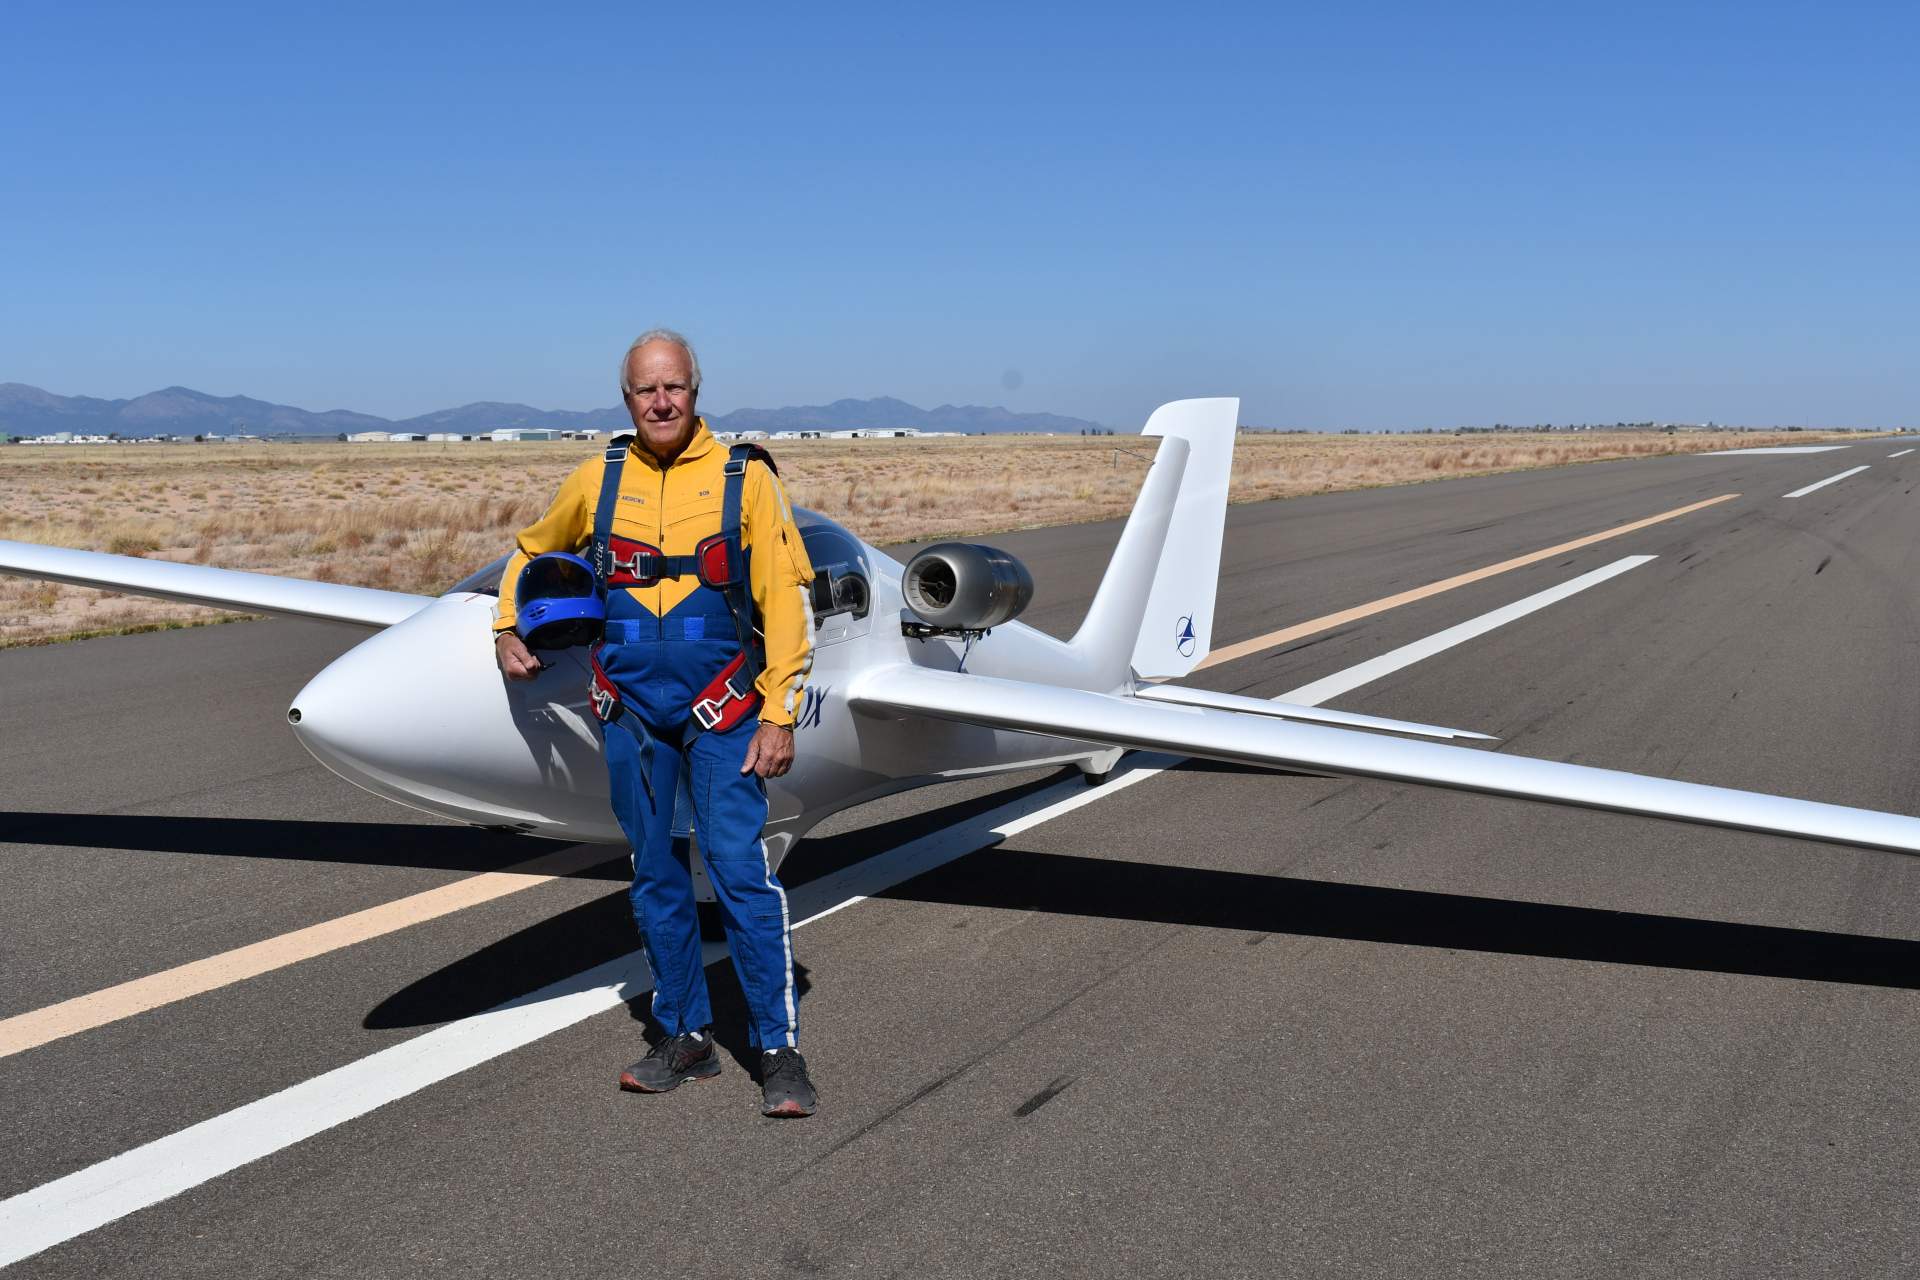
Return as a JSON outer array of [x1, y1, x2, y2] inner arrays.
[[0, 383, 1107, 438]]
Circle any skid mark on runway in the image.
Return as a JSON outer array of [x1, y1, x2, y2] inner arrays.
[[1013, 1075, 1075, 1117], [788, 929, 1190, 1181], [1196, 494, 1735, 671], [1306, 782, 1360, 809], [0, 841, 620, 1060], [808, 1075, 954, 1163]]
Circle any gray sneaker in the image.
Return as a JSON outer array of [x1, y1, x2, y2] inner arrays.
[[619, 1029, 721, 1093], [760, 1048, 817, 1118]]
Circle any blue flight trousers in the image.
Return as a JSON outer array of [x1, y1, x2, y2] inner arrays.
[[597, 621, 799, 1051]]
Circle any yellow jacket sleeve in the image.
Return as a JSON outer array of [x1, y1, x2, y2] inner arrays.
[[744, 461, 816, 726], [493, 458, 598, 635]]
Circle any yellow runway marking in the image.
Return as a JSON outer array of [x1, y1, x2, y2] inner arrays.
[[0, 841, 617, 1060], [1195, 493, 1739, 671]]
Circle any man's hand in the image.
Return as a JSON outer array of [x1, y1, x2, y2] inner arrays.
[[741, 721, 795, 778], [495, 631, 545, 681]]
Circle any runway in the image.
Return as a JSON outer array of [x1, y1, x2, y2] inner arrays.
[[6, 440, 1920, 1278]]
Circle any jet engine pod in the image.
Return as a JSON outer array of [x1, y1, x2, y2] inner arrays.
[[901, 542, 1035, 632]]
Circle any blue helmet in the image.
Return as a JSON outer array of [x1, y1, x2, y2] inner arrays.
[[515, 552, 605, 650]]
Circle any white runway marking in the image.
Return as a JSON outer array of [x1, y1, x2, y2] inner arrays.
[[0, 555, 1655, 1268], [1784, 466, 1871, 498], [1700, 445, 1851, 455], [1281, 556, 1655, 708], [1889, 449, 1914, 458]]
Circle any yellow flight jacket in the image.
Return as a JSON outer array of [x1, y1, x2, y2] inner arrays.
[[494, 421, 816, 727]]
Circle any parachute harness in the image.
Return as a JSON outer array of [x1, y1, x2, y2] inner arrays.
[[584, 437, 774, 785]]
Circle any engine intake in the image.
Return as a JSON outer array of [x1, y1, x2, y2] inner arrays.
[[902, 542, 1034, 633]]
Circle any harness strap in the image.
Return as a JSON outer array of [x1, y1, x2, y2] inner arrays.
[[605, 535, 702, 589], [590, 435, 633, 581], [588, 441, 662, 803], [681, 444, 771, 745], [715, 446, 759, 654], [588, 643, 653, 801]]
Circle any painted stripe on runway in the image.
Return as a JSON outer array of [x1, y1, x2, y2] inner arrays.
[[1195, 494, 1734, 671], [0, 842, 617, 1061], [0, 557, 1649, 1267], [1783, 466, 1870, 498], [1700, 446, 1850, 455], [1890, 449, 1914, 458], [1279, 556, 1654, 707]]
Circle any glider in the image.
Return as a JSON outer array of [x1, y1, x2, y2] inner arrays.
[[5, 398, 1919, 892]]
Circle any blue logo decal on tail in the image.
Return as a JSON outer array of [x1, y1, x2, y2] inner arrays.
[[1175, 615, 1197, 657]]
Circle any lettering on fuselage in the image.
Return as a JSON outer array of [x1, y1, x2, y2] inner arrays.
[[795, 684, 828, 731]]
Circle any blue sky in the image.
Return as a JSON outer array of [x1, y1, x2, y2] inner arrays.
[[4, 1, 1916, 428]]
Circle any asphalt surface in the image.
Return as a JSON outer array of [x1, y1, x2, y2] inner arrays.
[[6, 441, 1920, 1278]]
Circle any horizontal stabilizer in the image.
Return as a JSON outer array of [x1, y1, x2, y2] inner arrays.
[[851, 665, 1920, 857], [1135, 683, 1496, 741], [0, 540, 431, 629]]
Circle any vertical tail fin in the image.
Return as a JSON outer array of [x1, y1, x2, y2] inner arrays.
[[1066, 397, 1239, 686], [1130, 397, 1238, 678]]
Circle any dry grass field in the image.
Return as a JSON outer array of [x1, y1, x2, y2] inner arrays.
[[0, 428, 1861, 646]]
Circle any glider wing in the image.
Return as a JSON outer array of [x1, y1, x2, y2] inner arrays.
[[0, 539, 431, 629], [850, 665, 1920, 856]]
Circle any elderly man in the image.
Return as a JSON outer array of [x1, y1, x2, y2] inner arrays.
[[493, 329, 819, 1118]]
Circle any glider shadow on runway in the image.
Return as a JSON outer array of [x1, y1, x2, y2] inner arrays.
[[366, 841, 1920, 1041], [0, 810, 612, 877], [13, 793, 1917, 1048]]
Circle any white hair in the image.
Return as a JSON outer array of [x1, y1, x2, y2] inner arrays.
[[619, 328, 702, 395]]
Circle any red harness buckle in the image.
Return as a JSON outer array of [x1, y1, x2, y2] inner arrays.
[[606, 537, 664, 588], [588, 647, 622, 724], [689, 651, 761, 733]]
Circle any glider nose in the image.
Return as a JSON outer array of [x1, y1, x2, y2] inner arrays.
[[280, 594, 613, 838], [286, 643, 379, 774], [286, 594, 544, 780]]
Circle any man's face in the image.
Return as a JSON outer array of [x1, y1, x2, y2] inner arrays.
[[622, 341, 699, 459]]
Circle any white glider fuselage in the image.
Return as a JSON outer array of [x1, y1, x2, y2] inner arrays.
[[285, 532, 1109, 872]]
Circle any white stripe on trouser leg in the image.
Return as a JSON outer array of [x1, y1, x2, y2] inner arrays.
[[761, 838, 797, 1047], [647, 941, 664, 1025]]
